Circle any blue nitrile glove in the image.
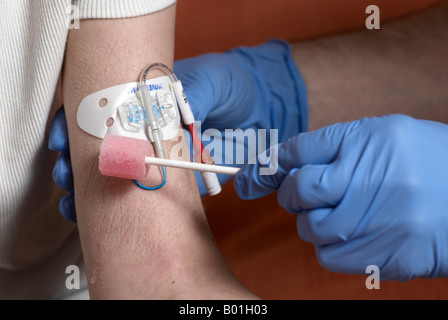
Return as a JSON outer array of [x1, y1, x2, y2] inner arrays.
[[49, 39, 308, 222], [234, 114, 448, 281], [48, 106, 77, 223], [175, 39, 308, 195]]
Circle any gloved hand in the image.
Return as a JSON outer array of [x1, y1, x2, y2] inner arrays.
[[49, 39, 308, 222], [48, 107, 77, 223], [175, 39, 308, 193], [234, 114, 448, 281]]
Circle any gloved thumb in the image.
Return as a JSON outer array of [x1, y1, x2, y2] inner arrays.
[[48, 106, 70, 153]]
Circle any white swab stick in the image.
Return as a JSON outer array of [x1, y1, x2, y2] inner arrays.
[[144, 156, 240, 175]]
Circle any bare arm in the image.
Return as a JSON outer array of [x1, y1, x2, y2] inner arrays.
[[292, 2, 448, 131], [63, 6, 256, 299]]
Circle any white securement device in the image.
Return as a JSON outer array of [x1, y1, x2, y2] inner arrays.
[[77, 64, 236, 196], [77, 75, 179, 142]]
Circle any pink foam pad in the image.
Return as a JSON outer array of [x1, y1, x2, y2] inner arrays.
[[99, 135, 152, 180]]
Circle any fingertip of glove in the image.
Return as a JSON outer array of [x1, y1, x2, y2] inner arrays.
[[53, 152, 74, 191], [59, 192, 77, 223], [48, 126, 63, 152], [48, 106, 70, 152]]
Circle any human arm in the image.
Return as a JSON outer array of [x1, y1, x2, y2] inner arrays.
[[56, 2, 448, 285], [55, 1, 448, 204], [292, 2, 448, 131], [62, 7, 256, 299], [52, 39, 308, 218]]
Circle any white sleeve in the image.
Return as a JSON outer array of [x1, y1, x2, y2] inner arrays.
[[0, 0, 177, 299], [73, 0, 177, 19]]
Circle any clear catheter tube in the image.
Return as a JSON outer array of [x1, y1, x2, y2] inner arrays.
[[136, 83, 165, 159]]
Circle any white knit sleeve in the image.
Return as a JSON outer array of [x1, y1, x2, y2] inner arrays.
[[73, 0, 177, 19]]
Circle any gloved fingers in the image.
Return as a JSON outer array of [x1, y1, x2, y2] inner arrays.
[[289, 121, 360, 167], [233, 127, 341, 200], [59, 191, 77, 223], [292, 146, 365, 245], [295, 178, 369, 247], [296, 206, 364, 248], [48, 106, 70, 153], [234, 139, 298, 200], [52, 151, 74, 191], [295, 207, 337, 246], [234, 120, 362, 200], [233, 156, 278, 199], [314, 240, 380, 276], [276, 163, 347, 213]]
